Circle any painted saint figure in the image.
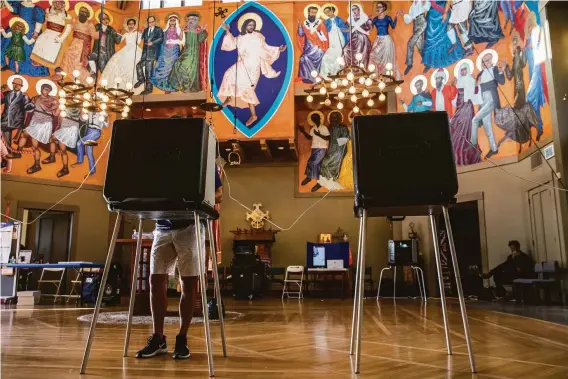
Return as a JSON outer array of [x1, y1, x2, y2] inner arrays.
[[468, 0, 504, 49], [72, 112, 108, 178], [1, 76, 30, 146], [342, 3, 372, 67], [402, 0, 430, 75], [369, 2, 403, 79], [151, 14, 182, 94], [47, 107, 81, 178], [316, 111, 350, 192], [134, 15, 165, 95], [444, 0, 472, 55], [297, 6, 329, 84], [504, 31, 527, 109], [430, 69, 458, 117], [31, 0, 71, 69], [319, 5, 349, 79], [217, 17, 287, 127], [298, 112, 329, 190], [88, 10, 122, 76], [60, 4, 97, 82], [0, 20, 36, 74], [169, 12, 208, 93], [400, 75, 432, 112]]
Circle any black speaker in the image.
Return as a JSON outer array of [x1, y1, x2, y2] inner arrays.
[[352, 112, 458, 216], [103, 117, 218, 220]]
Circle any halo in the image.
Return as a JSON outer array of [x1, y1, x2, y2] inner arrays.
[[304, 3, 322, 19], [320, 3, 338, 19], [36, 79, 57, 96], [347, 3, 364, 15], [124, 16, 138, 30], [453, 59, 474, 78], [327, 110, 344, 123], [237, 12, 263, 32], [374, 1, 392, 13], [476, 49, 499, 71], [49, 0, 70, 11], [74, 2, 94, 20], [31, 0, 41, 3], [94, 9, 114, 25], [430, 68, 449, 88], [366, 109, 381, 116], [165, 12, 181, 23], [410, 74, 428, 95], [9, 17, 29, 34], [348, 110, 355, 123], [7, 75, 29, 92], [307, 110, 325, 127]]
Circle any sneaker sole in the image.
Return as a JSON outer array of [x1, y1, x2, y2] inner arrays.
[[173, 353, 191, 360], [136, 347, 168, 358]]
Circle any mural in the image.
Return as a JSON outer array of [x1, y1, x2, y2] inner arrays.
[[209, 1, 293, 137]]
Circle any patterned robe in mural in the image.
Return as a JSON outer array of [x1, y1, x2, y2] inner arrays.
[[61, 21, 97, 82], [169, 27, 208, 93], [343, 17, 372, 67], [468, 0, 504, 46], [297, 19, 329, 83], [318, 123, 350, 190], [422, 1, 464, 68], [150, 27, 181, 93]]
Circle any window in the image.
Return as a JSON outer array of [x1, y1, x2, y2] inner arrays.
[[142, 0, 200, 8], [162, 0, 182, 7], [141, 0, 161, 9]]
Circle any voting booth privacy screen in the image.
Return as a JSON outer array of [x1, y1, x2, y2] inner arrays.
[[306, 242, 349, 269]]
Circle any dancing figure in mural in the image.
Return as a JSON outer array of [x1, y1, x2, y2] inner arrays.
[[319, 5, 349, 79], [342, 3, 372, 67], [369, 2, 402, 79], [169, 12, 208, 93], [72, 112, 107, 178], [150, 14, 182, 93], [400, 74, 432, 112], [470, 50, 504, 159], [60, 3, 97, 82], [135, 15, 164, 95], [0, 19, 36, 75], [47, 107, 81, 178], [8, 80, 58, 175], [102, 17, 142, 94], [217, 15, 287, 127], [401, 0, 430, 75], [88, 10, 122, 76], [444, 0, 472, 56], [430, 68, 457, 117], [298, 111, 329, 189], [504, 31, 527, 109], [1, 76, 30, 146], [297, 5, 329, 84], [525, 12, 546, 141], [31, 0, 71, 69], [422, 0, 464, 73], [468, 0, 504, 49], [316, 110, 350, 192], [450, 60, 482, 166]]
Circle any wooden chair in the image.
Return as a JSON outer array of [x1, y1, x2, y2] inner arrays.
[[37, 268, 65, 303]]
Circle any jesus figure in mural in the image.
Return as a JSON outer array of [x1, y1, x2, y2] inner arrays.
[[217, 14, 287, 127]]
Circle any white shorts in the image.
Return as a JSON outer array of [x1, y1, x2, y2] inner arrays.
[[150, 223, 205, 277]]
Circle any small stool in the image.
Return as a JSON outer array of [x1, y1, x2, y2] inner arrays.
[[376, 265, 426, 301]]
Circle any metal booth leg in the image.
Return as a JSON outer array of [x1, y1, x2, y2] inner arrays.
[[207, 219, 228, 358], [194, 212, 215, 377], [376, 266, 391, 300], [429, 213, 452, 355], [349, 215, 364, 355], [81, 212, 123, 374], [123, 218, 144, 357], [393, 265, 397, 300], [353, 209, 368, 374], [442, 206, 476, 373]]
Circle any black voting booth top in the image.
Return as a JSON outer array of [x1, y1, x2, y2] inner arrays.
[[351, 111, 458, 217], [103, 118, 219, 221]]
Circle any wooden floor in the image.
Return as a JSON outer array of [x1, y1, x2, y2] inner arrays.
[[2, 298, 568, 378]]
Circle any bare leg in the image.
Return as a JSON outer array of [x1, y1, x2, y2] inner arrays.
[[150, 274, 168, 336], [222, 96, 232, 107], [26, 137, 42, 174], [56, 141, 70, 177], [6, 132, 28, 158], [179, 276, 198, 336], [14, 61, 19, 73], [246, 103, 258, 126]]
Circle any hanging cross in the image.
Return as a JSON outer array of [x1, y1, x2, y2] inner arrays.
[[215, 7, 228, 19]]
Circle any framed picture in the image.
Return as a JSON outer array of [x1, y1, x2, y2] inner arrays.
[[18, 250, 32, 264], [318, 233, 332, 243]]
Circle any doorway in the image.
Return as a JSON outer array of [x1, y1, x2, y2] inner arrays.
[[528, 184, 562, 264]]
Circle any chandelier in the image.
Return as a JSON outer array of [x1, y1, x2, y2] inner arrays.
[[304, 55, 403, 113], [56, 70, 134, 122]]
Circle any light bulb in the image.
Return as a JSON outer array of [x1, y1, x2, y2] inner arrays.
[[81, 113, 89, 121], [101, 79, 108, 87], [311, 70, 318, 78], [367, 64, 376, 72], [367, 99, 374, 107], [60, 110, 67, 118], [60, 71, 67, 77], [72, 70, 80, 78], [82, 101, 90, 108], [379, 93, 386, 102], [103, 95, 109, 103], [365, 78, 373, 87], [358, 77, 366, 85], [100, 103, 107, 110], [378, 81, 386, 90], [338, 91, 345, 100], [355, 52, 363, 62], [58, 104, 66, 111], [359, 63, 365, 69], [350, 94, 358, 103], [315, 76, 322, 83], [121, 111, 128, 118], [83, 92, 91, 100], [395, 86, 402, 94], [347, 72, 354, 81], [126, 82, 133, 90], [99, 116, 106, 122], [386, 62, 393, 71], [59, 98, 66, 105], [319, 87, 327, 95], [330, 81, 338, 89], [341, 79, 349, 87], [337, 102, 344, 110], [348, 86, 356, 94], [306, 95, 314, 103], [336, 56, 345, 66], [58, 90, 66, 97], [123, 106, 130, 113], [362, 89, 370, 98], [82, 107, 88, 114], [324, 98, 331, 106], [353, 106, 360, 113], [86, 76, 95, 85], [125, 98, 133, 106]]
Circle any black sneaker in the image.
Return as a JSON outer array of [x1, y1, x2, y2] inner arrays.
[[136, 334, 168, 358], [172, 334, 191, 360]]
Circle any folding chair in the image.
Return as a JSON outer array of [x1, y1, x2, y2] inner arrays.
[[282, 266, 304, 299], [37, 268, 65, 303]]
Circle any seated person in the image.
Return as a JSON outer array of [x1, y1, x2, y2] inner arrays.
[[483, 240, 535, 298]]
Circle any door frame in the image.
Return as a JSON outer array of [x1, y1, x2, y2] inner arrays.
[[455, 192, 489, 273]]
